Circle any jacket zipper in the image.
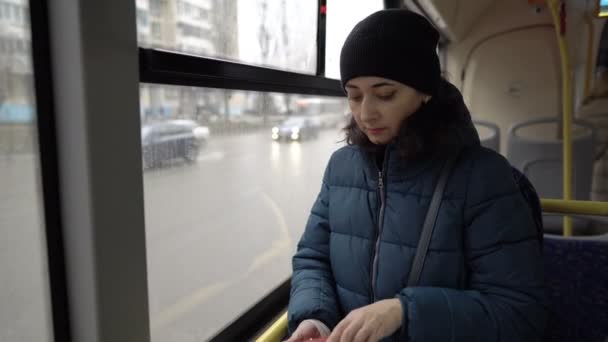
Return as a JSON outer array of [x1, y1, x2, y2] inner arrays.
[[370, 149, 389, 303]]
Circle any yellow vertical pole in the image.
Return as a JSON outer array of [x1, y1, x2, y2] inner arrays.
[[547, 0, 573, 236]]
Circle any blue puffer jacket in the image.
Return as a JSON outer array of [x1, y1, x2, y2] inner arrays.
[[288, 83, 546, 341]]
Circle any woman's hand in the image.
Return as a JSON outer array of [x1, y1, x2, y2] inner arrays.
[[284, 320, 329, 342], [327, 299, 403, 342]]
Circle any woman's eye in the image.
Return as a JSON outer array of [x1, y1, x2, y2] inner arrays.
[[348, 95, 362, 103], [378, 92, 395, 100]]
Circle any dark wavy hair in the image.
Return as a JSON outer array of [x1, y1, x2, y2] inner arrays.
[[343, 79, 470, 160]]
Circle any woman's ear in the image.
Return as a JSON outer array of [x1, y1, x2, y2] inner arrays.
[[423, 95, 432, 104]]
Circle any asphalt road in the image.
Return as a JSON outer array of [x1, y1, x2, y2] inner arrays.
[[144, 129, 344, 341]]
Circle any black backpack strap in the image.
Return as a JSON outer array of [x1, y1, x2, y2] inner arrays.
[[407, 151, 461, 287]]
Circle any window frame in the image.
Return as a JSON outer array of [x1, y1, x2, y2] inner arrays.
[[137, 1, 340, 339], [140, 1, 335, 93], [139, 48, 343, 96], [29, 0, 72, 341], [29, 0, 416, 341], [37, 0, 150, 341]]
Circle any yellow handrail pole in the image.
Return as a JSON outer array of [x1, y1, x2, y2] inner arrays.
[[547, 0, 574, 236], [541, 199, 608, 216], [584, 14, 596, 99], [256, 311, 288, 342]]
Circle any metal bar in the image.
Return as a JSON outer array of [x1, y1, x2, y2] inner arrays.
[[255, 312, 288, 342], [47, 0, 150, 340], [541, 199, 608, 216], [209, 279, 291, 342], [316, 0, 327, 77], [139, 48, 345, 97], [547, 0, 574, 236], [29, 0, 72, 340]]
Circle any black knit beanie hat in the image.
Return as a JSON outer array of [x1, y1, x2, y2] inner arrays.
[[340, 9, 441, 96]]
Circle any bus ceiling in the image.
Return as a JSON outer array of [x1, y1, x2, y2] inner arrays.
[[403, 0, 605, 44]]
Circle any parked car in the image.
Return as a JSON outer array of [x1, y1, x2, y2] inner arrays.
[[271, 116, 320, 141], [141, 120, 210, 168]]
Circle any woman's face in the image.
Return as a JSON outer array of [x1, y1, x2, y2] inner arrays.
[[345, 76, 429, 145]]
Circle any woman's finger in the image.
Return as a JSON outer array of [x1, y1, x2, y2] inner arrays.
[[284, 322, 320, 342], [366, 336, 378, 342], [282, 334, 297, 342], [352, 323, 373, 342], [339, 317, 364, 342], [283, 330, 304, 342], [327, 316, 351, 342]]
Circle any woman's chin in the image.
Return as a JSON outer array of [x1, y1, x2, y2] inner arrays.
[[367, 135, 391, 145]]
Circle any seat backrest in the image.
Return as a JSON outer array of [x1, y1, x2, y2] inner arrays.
[[473, 120, 500, 152], [543, 234, 608, 342], [522, 159, 565, 199], [507, 117, 596, 201]]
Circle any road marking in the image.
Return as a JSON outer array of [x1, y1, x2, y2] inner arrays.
[[149, 190, 294, 333], [246, 192, 293, 275], [151, 280, 230, 332]]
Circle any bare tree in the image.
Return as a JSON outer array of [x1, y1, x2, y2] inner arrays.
[[211, 0, 239, 124], [281, 0, 292, 115], [255, 0, 281, 125]]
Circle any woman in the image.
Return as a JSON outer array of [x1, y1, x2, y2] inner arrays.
[[286, 9, 546, 342]]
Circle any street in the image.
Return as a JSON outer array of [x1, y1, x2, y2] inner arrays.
[[0, 128, 345, 342], [144, 129, 344, 341], [0, 153, 52, 342]]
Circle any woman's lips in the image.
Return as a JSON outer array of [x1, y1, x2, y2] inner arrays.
[[367, 128, 386, 135]]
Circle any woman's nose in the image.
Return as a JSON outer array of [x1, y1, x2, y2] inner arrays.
[[360, 98, 379, 122]]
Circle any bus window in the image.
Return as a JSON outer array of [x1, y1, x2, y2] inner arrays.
[[136, 0, 317, 74], [0, 0, 53, 341], [325, 0, 384, 79], [140, 85, 345, 341]]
